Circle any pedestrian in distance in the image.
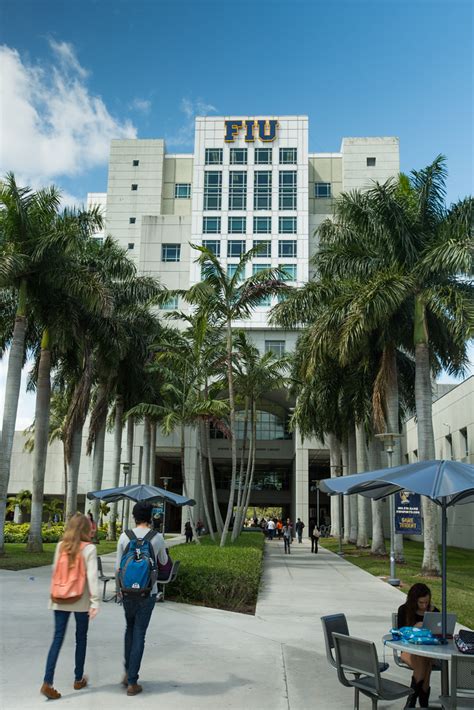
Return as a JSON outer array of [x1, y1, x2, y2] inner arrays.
[[40, 513, 100, 700], [266, 518, 276, 540], [295, 518, 305, 543], [282, 523, 292, 554], [311, 521, 320, 553], [116, 502, 168, 696], [184, 520, 193, 543]]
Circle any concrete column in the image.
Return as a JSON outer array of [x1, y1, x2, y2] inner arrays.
[[294, 429, 309, 524]]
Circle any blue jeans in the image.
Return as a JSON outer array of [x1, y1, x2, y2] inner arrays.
[[123, 595, 156, 685], [44, 611, 89, 684]]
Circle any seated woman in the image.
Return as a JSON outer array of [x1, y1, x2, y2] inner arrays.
[[397, 583, 439, 708]]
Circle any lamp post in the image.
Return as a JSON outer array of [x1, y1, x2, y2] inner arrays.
[[375, 432, 401, 586], [120, 462, 135, 530], [160, 476, 172, 535], [311, 479, 320, 528]]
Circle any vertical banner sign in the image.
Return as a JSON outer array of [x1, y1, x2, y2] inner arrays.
[[394, 492, 422, 535]]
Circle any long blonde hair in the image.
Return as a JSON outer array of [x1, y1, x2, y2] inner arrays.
[[61, 513, 92, 563]]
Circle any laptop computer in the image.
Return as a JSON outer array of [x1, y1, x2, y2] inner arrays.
[[423, 612, 457, 638]]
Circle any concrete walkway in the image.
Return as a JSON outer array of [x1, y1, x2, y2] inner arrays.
[[0, 536, 442, 709]]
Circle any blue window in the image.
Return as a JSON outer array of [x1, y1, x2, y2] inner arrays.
[[253, 240, 271, 258], [228, 216, 246, 234], [161, 244, 181, 262], [280, 264, 297, 281], [230, 148, 247, 165], [228, 240, 246, 258], [204, 171, 222, 210], [254, 171, 272, 210], [205, 148, 223, 165], [160, 295, 178, 310], [278, 240, 297, 258], [279, 171, 297, 210], [203, 216, 221, 234], [229, 171, 247, 210], [253, 216, 271, 233], [202, 240, 220, 256], [255, 148, 272, 165], [175, 183, 191, 198], [278, 217, 296, 234], [314, 182, 331, 198], [279, 148, 297, 164]]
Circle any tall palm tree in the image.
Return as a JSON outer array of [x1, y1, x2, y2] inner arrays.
[[316, 157, 473, 574], [0, 175, 61, 554], [186, 244, 290, 546]]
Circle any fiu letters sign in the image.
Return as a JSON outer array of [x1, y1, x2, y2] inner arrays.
[[224, 119, 278, 143]]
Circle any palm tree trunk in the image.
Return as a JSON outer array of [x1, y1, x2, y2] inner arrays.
[[90, 411, 107, 525], [180, 425, 199, 543], [221, 320, 237, 547], [0, 280, 27, 555], [341, 436, 350, 544], [355, 423, 370, 548], [383, 345, 405, 562], [27, 329, 51, 552], [205, 421, 223, 534], [369, 437, 386, 556], [242, 401, 257, 526], [108, 395, 123, 540], [124, 417, 134, 526], [62, 446, 68, 519], [142, 416, 150, 487], [328, 434, 341, 537], [348, 425, 358, 543], [149, 421, 156, 486], [232, 398, 252, 541], [236, 399, 249, 511], [198, 421, 215, 541], [66, 427, 83, 518], [414, 296, 440, 575]]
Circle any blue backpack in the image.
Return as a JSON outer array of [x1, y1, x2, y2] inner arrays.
[[118, 530, 158, 598]]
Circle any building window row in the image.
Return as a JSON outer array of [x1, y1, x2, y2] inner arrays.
[[203, 216, 296, 234], [202, 170, 297, 212], [203, 171, 222, 210], [200, 261, 297, 284], [205, 147, 297, 166], [221, 239, 297, 258]]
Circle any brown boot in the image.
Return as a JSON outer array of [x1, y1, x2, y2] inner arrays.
[[40, 683, 61, 700], [127, 683, 143, 696], [73, 677, 88, 690]]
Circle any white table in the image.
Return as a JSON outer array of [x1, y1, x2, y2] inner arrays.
[[383, 635, 461, 697]]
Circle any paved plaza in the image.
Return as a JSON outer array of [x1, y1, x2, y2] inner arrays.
[[0, 538, 446, 709]]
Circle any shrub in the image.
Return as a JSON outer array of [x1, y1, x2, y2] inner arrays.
[[167, 533, 265, 614], [3, 522, 65, 543]]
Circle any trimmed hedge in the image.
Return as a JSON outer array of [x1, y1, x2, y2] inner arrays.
[[167, 532, 265, 614], [3, 522, 120, 543]]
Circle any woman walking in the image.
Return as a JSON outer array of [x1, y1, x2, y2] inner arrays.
[[40, 513, 100, 700]]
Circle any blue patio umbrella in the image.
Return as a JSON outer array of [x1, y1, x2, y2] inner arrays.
[[319, 460, 474, 641], [87, 483, 196, 507]]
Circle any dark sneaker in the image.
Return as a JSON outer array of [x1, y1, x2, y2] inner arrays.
[[73, 677, 88, 690], [127, 684, 143, 696], [40, 683, 61, 699]]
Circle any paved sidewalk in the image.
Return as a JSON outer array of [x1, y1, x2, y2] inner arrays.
[[0, 536, 440, 709]]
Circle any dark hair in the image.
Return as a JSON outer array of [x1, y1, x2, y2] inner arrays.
[[132, 502, 153, 524], [405, 583, 432, 625]]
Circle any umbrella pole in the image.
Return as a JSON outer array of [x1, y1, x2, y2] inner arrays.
[[441, 499, 448, 643], [337, 494, 344, 556]]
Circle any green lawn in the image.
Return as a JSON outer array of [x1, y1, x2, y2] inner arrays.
[[320, 538, 474, 629], [0, 541, 118, 571]]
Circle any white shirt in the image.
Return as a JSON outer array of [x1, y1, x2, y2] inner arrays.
[[267, 520, 276, 530]]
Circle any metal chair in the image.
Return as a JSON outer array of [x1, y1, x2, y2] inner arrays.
[[321, 614, 389, 674], [333, 632, 414, 709], [97, 556, 116, 602], [439, 655, 474, 709], [156, 559, 180, 602]]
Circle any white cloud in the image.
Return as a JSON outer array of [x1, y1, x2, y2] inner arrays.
[[167, 97, 217, 146], [130, 97, 151, 114], [0, 41, 137, 187]]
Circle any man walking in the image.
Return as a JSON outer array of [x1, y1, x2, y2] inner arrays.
[[116, 502, 168, 696], [295, 518, 305, 543]]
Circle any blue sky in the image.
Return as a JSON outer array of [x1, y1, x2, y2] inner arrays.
[[0, 0, 472, 426], [1, 0, 472, 204]]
